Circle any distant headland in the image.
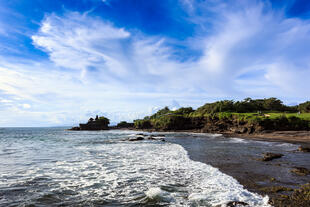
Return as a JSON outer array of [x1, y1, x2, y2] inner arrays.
[[70, 115, 133, 131], [71, 97, 310, 135]]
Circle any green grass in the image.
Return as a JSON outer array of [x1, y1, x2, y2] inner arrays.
[[267, 113, 310, 121], [189, 112, 310, 121]]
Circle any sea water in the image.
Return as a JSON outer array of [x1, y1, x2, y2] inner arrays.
[[0, 128, 271, 206]]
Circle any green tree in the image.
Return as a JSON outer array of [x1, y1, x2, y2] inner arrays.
[[298, 101, 310, 113], [98, 116, 110, 126]]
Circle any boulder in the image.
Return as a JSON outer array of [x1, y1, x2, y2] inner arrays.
[[148, 135, 165, 141], [260, 153, 283, 161], [226, 201, 249, 206], [291, 167, 310, 176], [298, 146, 310, 153], [128, 135, 145, 141]]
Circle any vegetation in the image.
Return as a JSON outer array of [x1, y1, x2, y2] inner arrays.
[[116, 121, 134, 128], [97, 116, 110, 126], [192, 97, 297, 116], [271, 183, 310, 207], [298, 101, 310, 113], [133, 98, 310, 132]]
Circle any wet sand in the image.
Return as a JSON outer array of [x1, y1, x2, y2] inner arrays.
[[166, 132, 310, 207], [223, 131, 310, 145]]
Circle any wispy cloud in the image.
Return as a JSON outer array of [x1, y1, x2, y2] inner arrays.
[[0, 0, 310, 126]]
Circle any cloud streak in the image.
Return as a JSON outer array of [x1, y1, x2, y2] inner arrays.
[[0, 0, 310, 126]]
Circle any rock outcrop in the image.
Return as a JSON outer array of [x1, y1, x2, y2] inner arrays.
[[70, 116, 110, 130], [260, 153, 284, 161], [298, 146, 310, 153], [125, 134, 166, 142], [291, 167, 310, 176]]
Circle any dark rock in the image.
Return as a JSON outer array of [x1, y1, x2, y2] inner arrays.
[[259, 186, 293, 193], [226, 201, 249, 206], [260, 153, 283, 161], [128, 136, 145, 141], [148, 135, 165, 141], [71, 116, 110, 130], [79, 122, 109, 130], [240, 127, 248, 133], [70, 127, 80, 130], [270, 177, 276, 182], [298, 146, 310, 153], [291, 167, 310, 176], [271, 183, 310, 207], [248, 126, 255, 134]]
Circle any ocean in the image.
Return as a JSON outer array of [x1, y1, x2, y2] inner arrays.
[[0, 128, 277, 206]]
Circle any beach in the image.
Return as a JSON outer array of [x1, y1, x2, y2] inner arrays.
[[166, 131, 310, 206], [223, 130, 310, 145]]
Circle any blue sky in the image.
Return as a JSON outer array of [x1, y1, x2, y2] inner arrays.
[[0, 0, 310, 126]]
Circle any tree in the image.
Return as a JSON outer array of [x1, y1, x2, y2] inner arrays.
[[173, 107, 194, 115], [298, 101, 310, 113], [150, 107, 171, 119], [262, 98, 284, 111], [98, 116, 110, 126]]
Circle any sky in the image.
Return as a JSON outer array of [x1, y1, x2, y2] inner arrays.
[[0, 0, 310, 127]]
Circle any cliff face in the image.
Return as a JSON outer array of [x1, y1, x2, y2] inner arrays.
[[134, 115, 310, 134]]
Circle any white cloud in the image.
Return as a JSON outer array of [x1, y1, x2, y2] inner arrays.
[[193, 1, 310, 98], [32, 12, 130, 74], [0, 99, 12, 103], [21, 103, 31, 109], [1, 1, 310, 126]]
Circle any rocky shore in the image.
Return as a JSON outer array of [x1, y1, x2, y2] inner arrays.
[[121, 130, 310, 207], [69, 98, 310, 206]]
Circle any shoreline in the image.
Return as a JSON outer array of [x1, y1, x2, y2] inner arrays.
[[222, 131, 310, 145], [113, 128, 310, 206], [117, 127, 310, 145], [163, 130, 310, 207], [70, 127, 310, 206]]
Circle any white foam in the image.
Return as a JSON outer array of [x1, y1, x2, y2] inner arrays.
[[227, 137, 249, 143], [276, 143, 298, 150], [145, 187, 173, 202], [145, 187, 163, 199], [2, 130, 271, 206]]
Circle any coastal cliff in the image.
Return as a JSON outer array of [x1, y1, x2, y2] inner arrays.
[[70, 98, 310, 133], [133, 98, 310, 134]]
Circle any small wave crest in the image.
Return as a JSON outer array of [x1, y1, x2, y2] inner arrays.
[[227, 137, 249, 144], [145, 187, 173, 202]]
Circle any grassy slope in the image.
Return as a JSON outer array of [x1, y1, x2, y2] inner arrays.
[[189, 112, 310, 121]]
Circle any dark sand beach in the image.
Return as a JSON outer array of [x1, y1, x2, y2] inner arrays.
[[224, 131, 310, 145], [166, 131, 310, 206]]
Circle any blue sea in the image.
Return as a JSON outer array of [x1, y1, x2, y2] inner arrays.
[[0, 128, 282, 206]]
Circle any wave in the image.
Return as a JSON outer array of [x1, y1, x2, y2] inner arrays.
[[0, 129, 271, 206]]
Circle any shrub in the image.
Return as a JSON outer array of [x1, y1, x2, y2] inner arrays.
[[150, 115, 191, 130], [117, 121, 134, 128], [134, 119, 152, 129]]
